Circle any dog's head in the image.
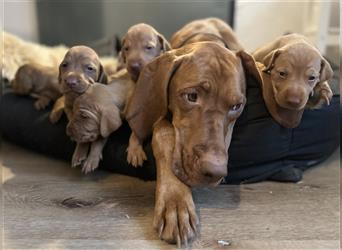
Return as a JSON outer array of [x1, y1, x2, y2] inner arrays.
[[126, 42, 261, 186], [262, 42, 333, 111], [11, 64, 38, 94], [120, 23, 171, 82], [66, 84, 122, 142], [59, 46, 107, 95]]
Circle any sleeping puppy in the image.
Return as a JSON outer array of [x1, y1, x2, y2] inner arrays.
[[49, 45, 108, 123], [11, 63, 61, 110], [253, 33, 333, 128], [119, 23, 171, 167], [67, 70, 134, 173], [170, 17, 243, 50]]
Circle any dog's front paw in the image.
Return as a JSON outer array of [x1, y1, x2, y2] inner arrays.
[[153, 184, 199, 247], [81, 154, 101, 174], [126, 143, 147, 167], [49, 109, 63, 123], [307, 82, 333, 109], [71, 144, 89, 168], [34, 98, 50, 110]]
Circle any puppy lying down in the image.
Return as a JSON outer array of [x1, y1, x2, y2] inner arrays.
[[253, 33, 333, 128], [11, 63, 61, 110], [67, 70, 134, 173]]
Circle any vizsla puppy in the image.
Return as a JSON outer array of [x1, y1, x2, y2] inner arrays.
[[49, 45, 108, 123], [11, 63, 61, 110], [252, 34, 333, 128], [67, 70, 134, 173], [120, 23, 171, 167], [170, 17, 243, 50], [126, 42, 262, 246]]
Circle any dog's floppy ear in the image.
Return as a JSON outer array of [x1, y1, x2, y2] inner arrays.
[[100, 105, 122, 137], [319, 57, 333, 83], [125, 51, 182, 141], [97, 64, 108, 84], [157, 33, 171, 52], [263, 49, 282, 72], [236, 50, 263, 85]]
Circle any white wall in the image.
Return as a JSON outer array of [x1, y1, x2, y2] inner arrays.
[[4, 0, 38, 42]]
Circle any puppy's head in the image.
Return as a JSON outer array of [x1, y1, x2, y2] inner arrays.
[[263, 42, 333, 110], [126, 42, 261, 187], [59, 46, 107, 95], [66, 85, 122, 142], [11, 64, 37, 95], [121, 23, 171, 82]]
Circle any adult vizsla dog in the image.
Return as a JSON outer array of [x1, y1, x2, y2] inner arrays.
[[67, 70, 134, 173], [170, 17, 243, 50], [253, 34, 333, 128], [11, 63, 61, 110], [119, 23, 171, 167], [126, 42, 261, 246], [49, 46, 108, 123]]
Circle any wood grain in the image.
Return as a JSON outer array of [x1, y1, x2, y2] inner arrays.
[[1, 143, 340, 250]]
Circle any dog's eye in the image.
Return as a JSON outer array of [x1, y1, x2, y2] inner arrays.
[[61, 62, 68, 68], [187, 93, 198, 102], [146, 45, 154, 50], [86, 66, 95, 71], [308, 75, 316, 81], [124, 46, 129, 51], [279, 71, 286, 78], [231, 103, 242, 112]]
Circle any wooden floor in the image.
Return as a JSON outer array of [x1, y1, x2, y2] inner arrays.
[[1, 142, 340, 250]]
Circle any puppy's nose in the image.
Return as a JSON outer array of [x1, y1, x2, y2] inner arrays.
[[285, 88, 304, 107], [129, 62, 142, 73], [65, 76, 79, 88], [200, 154, 228, 180]]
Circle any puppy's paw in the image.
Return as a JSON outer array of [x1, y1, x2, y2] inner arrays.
[[153, 184, 199, 247], [49, 109, 63, 123], [126, 144, 147, 167], [81, 154, 101, 174], [34, 98, 50, 110], [71, 146, 88, 168], [306, 82, 333, 109]]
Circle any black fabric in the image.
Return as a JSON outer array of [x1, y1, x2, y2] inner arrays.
[[0, 75, 339, 184]]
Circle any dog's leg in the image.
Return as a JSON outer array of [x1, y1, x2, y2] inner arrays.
[[306, 81, 333, 109], [126, 132, 147, 167], [71, 142, 89, 168], [82, 137, 107, 174], [49, 96, 65, 123], [152, 119, 199, 247], [34, 95, 51, 110]]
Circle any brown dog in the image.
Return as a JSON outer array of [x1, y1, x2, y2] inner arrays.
[[11, 63, 61, 110], [67, 70, 134, 173], [119, 23, 171, 167], [126, 42, 261, 246], [252, 34, 333, 128], [170, 17, 243, 50], [49, 45, 108, 123]]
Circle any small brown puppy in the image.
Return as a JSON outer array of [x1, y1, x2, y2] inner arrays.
[[126, 42, 261, 246], [11, 63, 61, 110], [253, 34, 333, 128], [170, 17, 243, 50], [120, 23, 171, 167], [49, 45, 107, 123], [67, 70, 134, 173]]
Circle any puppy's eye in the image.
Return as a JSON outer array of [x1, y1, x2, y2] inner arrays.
[[279, 71, 286, 78], [86, 66, 95, 71], [308, 75, 316, 81], [124, 46, 129, 51], [187, 92, 198, 102], [146, 45, 154, 50], [230, 103, 242, 112], [61, 62, 68, 68]]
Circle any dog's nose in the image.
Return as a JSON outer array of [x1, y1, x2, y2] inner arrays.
[[285, 88, 304, 107], [129, 62, 142, 74], [200, 154, 228, 180], [65, 76, 79, 88]]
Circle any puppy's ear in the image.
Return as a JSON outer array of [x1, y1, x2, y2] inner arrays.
[[125, 51, 183, 141], [100, 106, 122, 137], [319, 57, 333, 83], [97, 64, 108, 84], [157, 33, 171, 52], [236, 50, 263, 85], [263, 49, 282, 72]]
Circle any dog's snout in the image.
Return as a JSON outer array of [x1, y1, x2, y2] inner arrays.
[[200, 153, 228, 180], [65, 75, 80, 88], [129, 62, 142, 73], [284, 87, 305, 107]]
